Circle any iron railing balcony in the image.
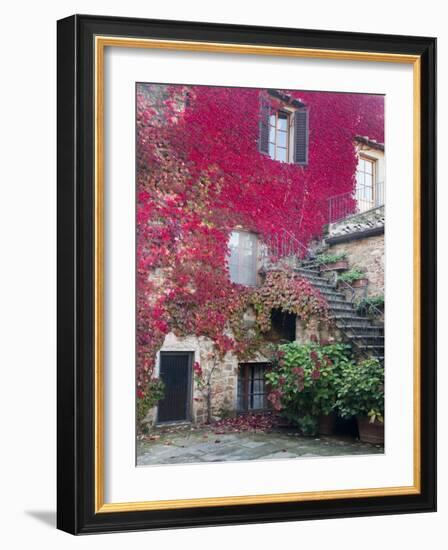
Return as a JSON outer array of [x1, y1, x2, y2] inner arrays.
[[328, 181, 384, 225]]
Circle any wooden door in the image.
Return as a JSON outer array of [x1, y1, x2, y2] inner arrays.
[[157, 352, 192, 423]]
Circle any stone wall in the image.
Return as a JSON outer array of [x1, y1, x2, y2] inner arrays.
[[145, 331, 241, 428], [295, 316, 340, 344], [144, 268, 243, 426], [327, 233, 384, 297], [145, 310, 335, 429]]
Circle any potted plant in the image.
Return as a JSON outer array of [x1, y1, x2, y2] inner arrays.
[[336, 359, 384, 444], [316, 252, 349, 272], [338, 267, 369, 288], [265, 340, 352, 436]]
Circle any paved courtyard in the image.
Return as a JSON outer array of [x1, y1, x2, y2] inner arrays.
[[137, 426, 383, 465]]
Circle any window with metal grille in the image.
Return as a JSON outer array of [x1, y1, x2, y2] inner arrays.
[[237, 363, 270, 412]]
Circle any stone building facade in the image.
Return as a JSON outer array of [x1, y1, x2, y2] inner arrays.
[[144, 137, 385, 429], [145, 307, 329, 428], [326, 209, 385, 297], [324, 137, 385, 298]]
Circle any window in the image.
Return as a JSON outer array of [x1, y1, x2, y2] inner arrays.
[[237, 363, 270, 412], [270, 309, 296, 342], [269, 110, 290, 162], [259, 93, 309, 165], [356, 156, 376, 212], [228, 230, 258, 286]]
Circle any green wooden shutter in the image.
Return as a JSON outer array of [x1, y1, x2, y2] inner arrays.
[[258, 95, 270, 155], [293, 109, 309, 165]]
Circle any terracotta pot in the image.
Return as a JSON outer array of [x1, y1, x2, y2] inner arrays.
[[351, 277, 369, 288], [357, 416, 384, 444], [318, 413, 336, 435], [320, 260, 349, 272]]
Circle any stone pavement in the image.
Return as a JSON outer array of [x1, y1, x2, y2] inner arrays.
[[137, 427, 383, 465]]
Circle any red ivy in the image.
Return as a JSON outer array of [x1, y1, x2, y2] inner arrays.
[[136, 84, 384, 393]]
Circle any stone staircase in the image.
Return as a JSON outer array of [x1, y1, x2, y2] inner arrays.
[[295, 260, 384, 362]]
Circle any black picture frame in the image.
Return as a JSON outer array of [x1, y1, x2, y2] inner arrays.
[[57, 14, 436, 535]]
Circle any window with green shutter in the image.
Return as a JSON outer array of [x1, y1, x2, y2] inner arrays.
[[258, 96, 271, 155], [293, 108, 309, 165], [259, 94, 309, 165], [268, 110, 290, 162]]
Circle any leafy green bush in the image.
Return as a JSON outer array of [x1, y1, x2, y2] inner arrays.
[[338, 268, 366, 284], [265, 341, 352, 435], [315, 252, 347, 265], [356, 295, 385, 316], [137, 378, 165, 432], [336, 359, 384, 423]]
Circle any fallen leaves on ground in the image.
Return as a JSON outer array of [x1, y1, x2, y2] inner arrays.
[[210, 413, 278, 434]]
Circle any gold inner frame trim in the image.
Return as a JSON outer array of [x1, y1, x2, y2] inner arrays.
[[94, 35, 421, 513]]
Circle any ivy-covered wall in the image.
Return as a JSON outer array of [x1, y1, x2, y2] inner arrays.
[[136, 84, 384, 424]]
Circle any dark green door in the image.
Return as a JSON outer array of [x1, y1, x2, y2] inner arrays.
[[157, 352, 192, 422]]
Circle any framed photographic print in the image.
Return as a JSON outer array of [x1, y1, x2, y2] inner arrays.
[[57, 14, 436, 534]]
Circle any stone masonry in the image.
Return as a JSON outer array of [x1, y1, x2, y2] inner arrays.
[[144, 217, 381, 429], [327, 234, 384, 297], [324, 205, 385, 297], [145, 311, 327, 429], [145, 332, 240, 427]]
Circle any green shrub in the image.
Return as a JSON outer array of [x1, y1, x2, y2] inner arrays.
[[265, 341, 352, 435], [137, 378, 165, 432], [356, 295, 385, 316], [336, 359, 384, 423], [338, 268, 366, 284], [315, 252, 347, 265]]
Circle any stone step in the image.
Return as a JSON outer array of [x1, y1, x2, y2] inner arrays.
[[328, 303, 351, 311], [357, 344, 385, 352], [321, 293, 347, 303], [295, 267, 320, 277], [337, 327, 383, 342], [314, 279, 345, 298], [325, 298, 349, 306], [298, 277, 331, 287], [350, 335, 384, 345], [345, 333, 384, 343], [299, 260, 319, 267], [295, 267, 325, 275], [336, 322, 378, 332], [336, 323, 377, 333], [329, 303, 356, 313], [297, 271, 334, 282], [318, 286, 343, 294], [312, 286, 340, 297], [296, 264, 385, 359], [301, 283, 354, 306], [301, 277, 337, 289], [342, 325, 384, 335], [333, 313, 372, 322]]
